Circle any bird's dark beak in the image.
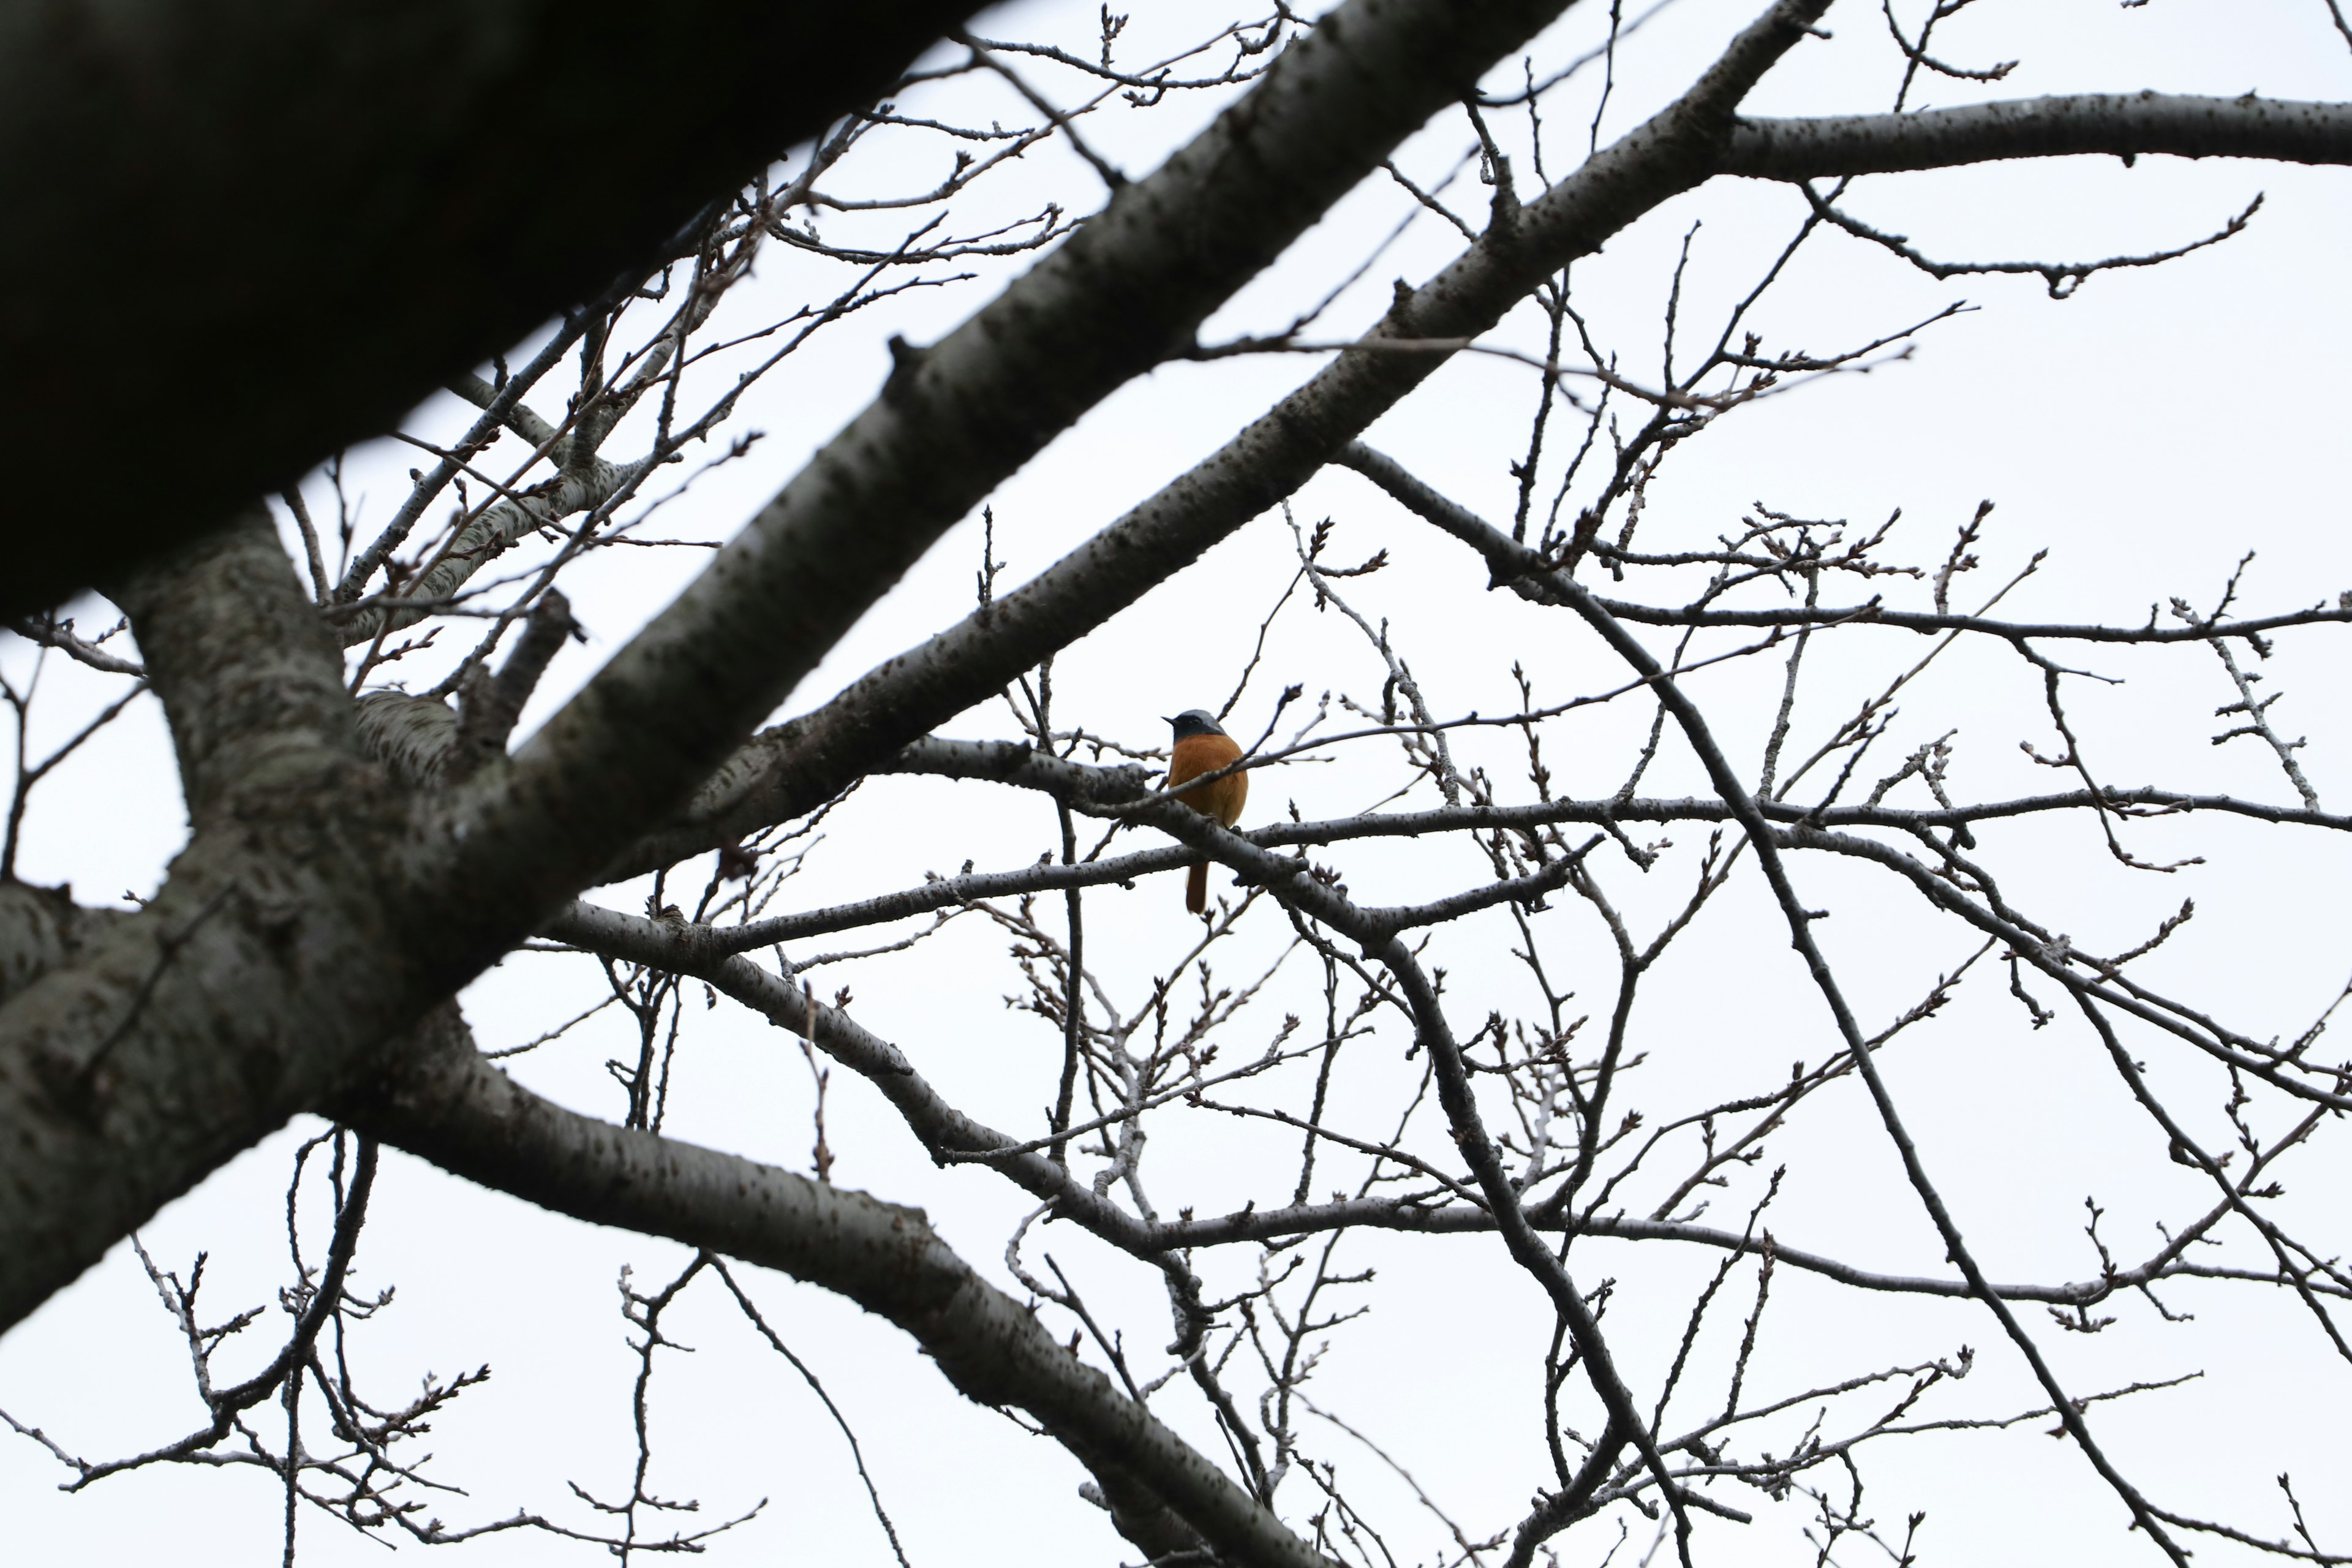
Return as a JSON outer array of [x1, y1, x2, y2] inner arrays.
[[1161, 714, 1175, 725]]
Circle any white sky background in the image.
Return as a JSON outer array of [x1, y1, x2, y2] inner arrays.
[[6, 1, 2352, 1562]]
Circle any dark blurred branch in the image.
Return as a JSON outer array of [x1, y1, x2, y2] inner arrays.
[[0, 0, 994, 618]]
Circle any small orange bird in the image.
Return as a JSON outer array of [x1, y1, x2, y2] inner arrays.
[[1166, 709, 1247, 914]]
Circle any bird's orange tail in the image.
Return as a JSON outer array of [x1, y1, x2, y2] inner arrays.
[[1186, 859, 1208, 914]]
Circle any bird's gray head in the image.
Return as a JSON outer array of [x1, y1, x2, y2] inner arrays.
[[1166, 709, 1226, 741]]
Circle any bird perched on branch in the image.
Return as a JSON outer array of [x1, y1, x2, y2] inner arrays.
[[1165, 709, 1247, 914]]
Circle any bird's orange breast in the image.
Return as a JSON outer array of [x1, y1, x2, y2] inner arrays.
[[1168, 732, 1246, 827]]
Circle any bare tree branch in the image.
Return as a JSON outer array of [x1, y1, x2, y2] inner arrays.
[[340, 1015, 1341, 1568]]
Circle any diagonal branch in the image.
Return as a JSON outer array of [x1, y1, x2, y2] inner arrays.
[[428, 0, 1596, 941], [614, 0, 1844, 878], [1340, 445, 2196, 1564], [339, 1016, 1339, 1568], [611, 29, 2352, 890]]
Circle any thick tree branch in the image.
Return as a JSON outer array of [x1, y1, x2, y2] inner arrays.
[[0, 518, 415, 1328], [445, 591, 581, 782], [614, 80, 2352, 882], [0, 0, 990, 618], [104, 508, 364, 829], [0, 884, 120, 1008], [1723, 93, 2352, 180]]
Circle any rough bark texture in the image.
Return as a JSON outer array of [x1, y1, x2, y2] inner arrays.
[[1722, 92, 2352, 177], [0, 0, 988, 619], [0, 884, 119, 1007], [0, 516, 416, 1329]]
